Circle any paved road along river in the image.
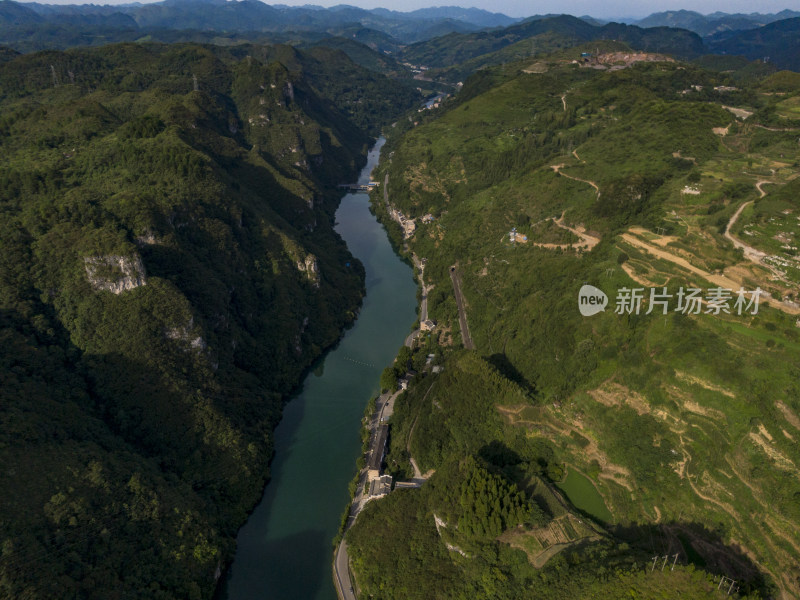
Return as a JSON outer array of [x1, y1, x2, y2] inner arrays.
[[220, 138, 418, 600]]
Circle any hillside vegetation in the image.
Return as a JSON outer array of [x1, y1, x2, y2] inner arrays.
[[401, 14, 704, 70], [350, 50, 800, 600], [0, 41, 418, 599]]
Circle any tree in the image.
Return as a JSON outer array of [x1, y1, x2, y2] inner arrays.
[[380, 366, 398, 392]]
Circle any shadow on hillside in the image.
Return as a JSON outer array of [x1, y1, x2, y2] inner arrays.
[[485, 352, 537, 397], [610, 520, 772, 596], [471, 438, 776, 597]]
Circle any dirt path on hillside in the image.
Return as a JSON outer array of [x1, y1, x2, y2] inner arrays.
[[406, 382, 437, 481], [723, 188, 793, 285], [619, 232, 800, 315], [754, 124, 800, 132], [754, 180, 770, 198], [551, 163, 600, 198], [722, 105, 753, 119], [724, 201, 767, 264], [533, 212, 601, 251]]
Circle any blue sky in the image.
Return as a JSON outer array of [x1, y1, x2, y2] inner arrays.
[[31, 0, 800, 20]]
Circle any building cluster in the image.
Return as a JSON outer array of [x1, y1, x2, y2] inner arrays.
[[402, 62, 430, 74], [390, 207, 416, 238], [363, 354, 445, 501], [509, 227, 528, 243], [366, 424, 391, 500], [681, 84, 740, 95]]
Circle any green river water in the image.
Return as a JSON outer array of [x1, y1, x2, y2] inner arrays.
[[221, 138, 417, 600]]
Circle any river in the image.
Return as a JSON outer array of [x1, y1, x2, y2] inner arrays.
[[220, 138, 417, 600]]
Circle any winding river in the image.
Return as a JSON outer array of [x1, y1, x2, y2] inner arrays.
[[221, 138, 417, 600]]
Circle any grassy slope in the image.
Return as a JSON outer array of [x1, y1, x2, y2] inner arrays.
[[349, 55, 800, 599]]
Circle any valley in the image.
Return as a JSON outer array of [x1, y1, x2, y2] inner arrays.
[[3, 5, 800, 600], [0, 41, 419, 599]]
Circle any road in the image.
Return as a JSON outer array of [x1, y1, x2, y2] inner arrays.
[[332, 342, 434, 599], [724, 200, 765, 263], [413, 255, 429, 322], [332, 384, 403, 600], [550, 163, 600, 198], [379, 388, 402, 421], [383, 172, 412, 251], [449, 264, 475, 350], [381, 172, 421, 348], [723, 194, 797, 286], [404, 255, 432, 347], [334, 165, 436, 600], [621, 231, 800, 316], [334, 539, 356, 600], [532, 212, 601, 252]]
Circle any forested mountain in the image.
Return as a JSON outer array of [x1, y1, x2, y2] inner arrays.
[[398, 6, 518, 28], [707, 18, 800, 71], [0, 41, 419, 598], [7, 2, 800, 78], [0, 0, 519, 45], [351, 48, 800, 600], [4, 3, 800, 600], [400, 14, 705, 70], [0, 0, 41, 25], [635, 9, 800, 37]]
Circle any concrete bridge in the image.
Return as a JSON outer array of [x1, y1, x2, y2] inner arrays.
[[338, 182, 379, 191]]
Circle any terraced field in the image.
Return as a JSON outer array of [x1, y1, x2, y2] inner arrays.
[[351, 56, 800, 599]]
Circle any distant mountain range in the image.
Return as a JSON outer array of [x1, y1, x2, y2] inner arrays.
[[706, 17, 800, 69], [625, 9, 800, 70], [0, 0, 522, 43], [633, 9, 800, 38], [401, 13, 705, 71], [4, 2, 800, 72]]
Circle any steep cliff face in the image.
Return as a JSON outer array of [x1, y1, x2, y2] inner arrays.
[[0, 42, 414, 599], [297, 253, 320, 287], [84, 254, 147, 294]]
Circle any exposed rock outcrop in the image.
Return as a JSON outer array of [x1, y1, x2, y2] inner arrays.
[[84, 255, 146, 294], [297, 254, 320, 288], [166, 317, 207, 352], [135, 230, 160, 246]]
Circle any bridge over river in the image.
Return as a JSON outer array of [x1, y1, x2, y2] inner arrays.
[[338, 181, 379, 191]]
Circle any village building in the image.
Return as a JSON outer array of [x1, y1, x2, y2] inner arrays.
[[368, 474, 393, 498], [367, 424, 389, 482], [398, 375, 413, 390]]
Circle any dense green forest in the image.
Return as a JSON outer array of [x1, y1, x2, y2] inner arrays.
[[6, 2, 800, 75], [5, 5, 800, 599], [0, 41, 418, 598], [349, 48, 800, 600], [400, 14, 705, 71]]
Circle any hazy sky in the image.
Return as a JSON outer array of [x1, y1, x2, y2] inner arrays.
[[31, 0, 800, 20]]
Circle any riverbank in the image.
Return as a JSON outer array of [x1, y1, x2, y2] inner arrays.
[[222, 138, 418, 600], [331, 156, 437, 600]]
